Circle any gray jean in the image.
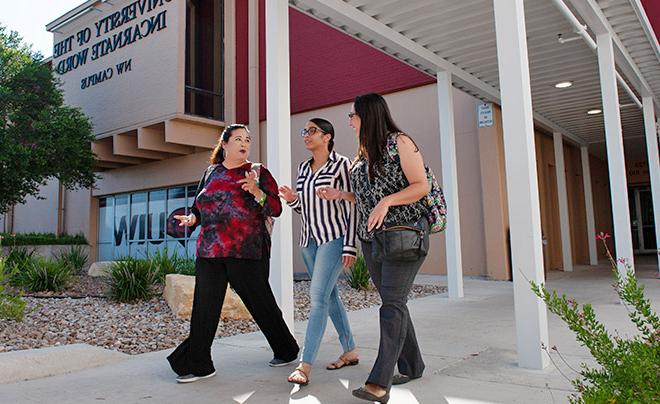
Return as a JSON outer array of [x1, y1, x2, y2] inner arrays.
[[361, 240, 426, 390]]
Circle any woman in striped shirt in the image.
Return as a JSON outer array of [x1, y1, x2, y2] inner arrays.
[[279, 118, 359, 386]]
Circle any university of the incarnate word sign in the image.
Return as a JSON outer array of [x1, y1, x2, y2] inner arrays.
[[52, 0, 171, 89]]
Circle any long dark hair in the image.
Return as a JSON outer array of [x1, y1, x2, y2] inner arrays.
[[354, 93, 401, 178], [308, 117, 335, 152], [209, 124, 249, 164]]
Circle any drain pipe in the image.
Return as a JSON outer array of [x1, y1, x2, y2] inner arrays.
[[551, 0, 642, 108]]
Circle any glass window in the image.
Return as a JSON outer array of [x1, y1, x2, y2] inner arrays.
[[129, 192, 147, 258], [167, 187, 188, 239], [98, 197, 114, 243], [185, 0, 224, 121], [148, 190, 166, 241], [98, 185, 198, 261], [148, 240, 168, 257], [167, 240, 188, 258], [114, 195, 129, 258], [98, 244, 114, 262]]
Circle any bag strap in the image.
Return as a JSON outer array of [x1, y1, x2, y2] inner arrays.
[[251, 162, 262, 182], [206, 164, 218, 177], [386, 132, 404, 160], [250, 162, 262, 175]]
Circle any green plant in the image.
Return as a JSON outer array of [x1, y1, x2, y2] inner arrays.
[[106, 257, 159, 302], [148, 248, 196, 281], [346, 255, 370, 291], [176, 257, 196, 276], [0, 257, 26, 321], [14, 257, 73, 292], [3, 247, 35, 285], [0, 232, 87, 246], [148, 248, 178, 282], [56, 245, 88, 273], [531, 233, 660, 404]]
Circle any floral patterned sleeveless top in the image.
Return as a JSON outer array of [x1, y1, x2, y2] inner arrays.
[[350, 132, 426, 241]]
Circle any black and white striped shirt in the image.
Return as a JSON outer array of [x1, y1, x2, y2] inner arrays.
[[288, 151, 357, 257]]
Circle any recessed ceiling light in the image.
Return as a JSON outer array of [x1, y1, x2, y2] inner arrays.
[[587, 109, 602, 115], [555, 81, 573, 88]]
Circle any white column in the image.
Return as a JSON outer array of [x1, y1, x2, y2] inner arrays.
[[642, 96, 660, 274], [265, 0, 294, 331], [436, 71, 464, 298], [553, 132, 573, 272], [580, 146, 598, 265], [597, 33, 635, 276], [493, 0, 549, 370]]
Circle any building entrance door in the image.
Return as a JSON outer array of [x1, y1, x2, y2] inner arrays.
[[629, 186, 657, 253]]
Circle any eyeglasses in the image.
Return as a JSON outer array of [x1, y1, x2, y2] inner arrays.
[[348, 112, 358, 119], [300, 127, 325, 137]]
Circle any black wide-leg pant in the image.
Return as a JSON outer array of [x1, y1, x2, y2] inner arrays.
[[361, 241, 426, 391], [167, 257, 299, 376]]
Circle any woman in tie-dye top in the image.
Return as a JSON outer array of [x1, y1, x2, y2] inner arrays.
[[167, 124, 299, 383]]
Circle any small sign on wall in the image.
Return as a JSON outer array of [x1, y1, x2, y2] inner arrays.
[[478, 102, 494, 128], [627, 160, 650, 185]]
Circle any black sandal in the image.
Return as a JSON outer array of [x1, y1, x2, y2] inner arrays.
[[352, 386, 389, 403], [392, 373, 421, 385]]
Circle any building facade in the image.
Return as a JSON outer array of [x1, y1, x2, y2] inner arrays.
[[7, 0, 658, 281]]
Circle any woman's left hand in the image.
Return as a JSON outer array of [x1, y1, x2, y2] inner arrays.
[[367, 198, 390, 231], [238, 170, 261, 197]]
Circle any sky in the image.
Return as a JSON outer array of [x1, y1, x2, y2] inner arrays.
[[0, 0, 86, 58]]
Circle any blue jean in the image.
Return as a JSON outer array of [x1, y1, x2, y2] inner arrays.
[[300, 237, 356, 364]]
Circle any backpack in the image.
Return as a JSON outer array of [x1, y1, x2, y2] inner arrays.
[[386, 133, 447, 234]]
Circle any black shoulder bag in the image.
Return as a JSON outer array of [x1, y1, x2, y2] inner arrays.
[[372, 217, 429, 262]]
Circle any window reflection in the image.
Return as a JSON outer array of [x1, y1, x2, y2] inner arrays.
[[97, 184, 198, 261]]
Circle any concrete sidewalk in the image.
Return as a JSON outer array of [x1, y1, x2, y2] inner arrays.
[[0, 258, 657, 403]]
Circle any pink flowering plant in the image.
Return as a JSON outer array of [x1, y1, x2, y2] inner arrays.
[[531, 232, 660, 403]]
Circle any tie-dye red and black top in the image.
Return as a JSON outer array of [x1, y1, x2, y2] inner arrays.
[[190, 162, 281, 260]]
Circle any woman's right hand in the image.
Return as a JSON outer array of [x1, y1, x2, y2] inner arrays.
[[278, 185, 298, 203], [174, 214, 196, 227], [317, 187, 342, 200]]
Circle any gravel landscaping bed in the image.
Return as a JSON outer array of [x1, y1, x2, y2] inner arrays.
[[0, 277, 445, 355], [9, 275, 108, 298]]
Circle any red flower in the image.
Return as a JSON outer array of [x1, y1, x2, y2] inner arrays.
[[595, 232, 611, 240], [10, 234, 15, 237]]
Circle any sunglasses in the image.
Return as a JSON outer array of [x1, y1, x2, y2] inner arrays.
[[300, 127, 326, 137]]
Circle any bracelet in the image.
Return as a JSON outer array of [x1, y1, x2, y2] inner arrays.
[[255, 191, 267, 205]]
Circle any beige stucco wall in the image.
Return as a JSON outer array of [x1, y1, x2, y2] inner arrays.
[[260, 84, 485, 276], [63, 188, 92, 240], [93, 151, 210, 197], [12, 178, 59, 234], [52, 0, 184, 136]]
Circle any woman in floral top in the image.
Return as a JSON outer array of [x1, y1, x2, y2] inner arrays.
[[167, 124, 299, 383], [319, 94, 431, 403]]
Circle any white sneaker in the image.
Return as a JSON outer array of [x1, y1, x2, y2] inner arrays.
[[176, 371, 216, 383]]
